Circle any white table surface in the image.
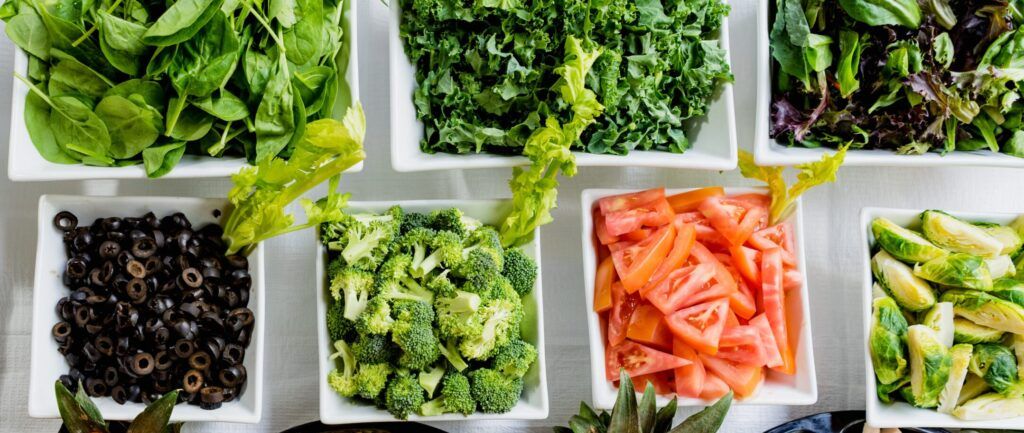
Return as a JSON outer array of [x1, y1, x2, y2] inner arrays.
[[2, 1, 1024, 432]]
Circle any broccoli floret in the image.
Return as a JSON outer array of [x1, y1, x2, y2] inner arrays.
[[385, 371, 425, 419], [326, 298, 355, 342], [421, 370, 476, 416], [392, 302, 441, 370], [488, 276, 520, 303], [393, 299, 436, 325], [327, 256, 347, 278], [353, 333, 396, 364], [329, 267, 375, 321], [400, 228, 462, 278], [468, 368, 523, 413], [501, 248, 537, 297], [377, 253, 413, 284], [418, 365, 446, 397], [378, 276, 435, 304], [327, 340, 358, 397], [425, 271, 458, 298], [428, 208, 482, 237], [324, 213, 399, 270], [438, 338, 469, 372], [356, 296, 394, 335], [456, 227, 504, 275], [401, 212, 430, 235], [435, 290, 483, 340], [459, 298, 523, 360], [491, 339, 537, 378], [356, 362, 393, 400]]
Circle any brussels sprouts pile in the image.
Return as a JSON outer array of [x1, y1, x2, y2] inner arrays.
[[869, 211, 1024, 420]]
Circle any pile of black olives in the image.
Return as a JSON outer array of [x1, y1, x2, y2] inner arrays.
[[51, 211, 254, 410]]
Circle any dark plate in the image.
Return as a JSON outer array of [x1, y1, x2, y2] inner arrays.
[[764, 411, 951, 433], [280, 421, 448, 433]]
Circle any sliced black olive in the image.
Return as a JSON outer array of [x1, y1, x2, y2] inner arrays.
[[179, 302, 201, 318], [54, 211, 78, 232], [126, 278, 147, 303], [82, 342, 102, 364], [103, 366, 119, 387], [85, 323, 103, 335], [72, 231, 94, 252], [143, 256, 162, 275], [66, 257, 88, 279], [73, 305, 90, 327], [228, 269, 251, 289], [85, 378, 108, 397], [52, 322, 72, 342], [200, 385, 225, 406], [224, 255, 247, 270], [183, 369, 204, 394], [174, 339, 196, 358], [226, 308, 255, 332], [171, 213, 191, 229], [95, 335, 114, 356], [189, 352, 211, 371], [201, 266, 221, 281], [116, 250, 135, 268], [172, 319, 196, 340], [101, 217, 122, 232], [153, 350, 173, 371], [218, 365, 244, 388], [202, 338, 223, 360], [111, 385, 128, 404], [198, 313, 224, 336], [115, 336, 131, 356], [152, 229, 165, 248], [98, 240, 121, 259], [222, 344, 245, 365], [131, 352, 155, 375], [126, 260, 146, 279], [131, 237, 157, 259]]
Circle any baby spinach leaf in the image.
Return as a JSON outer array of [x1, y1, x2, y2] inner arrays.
[[106, 79, 167, 110], [168, 105, 215, 141], [269, 0, 298, 27], [47, 56, 113, 100], [142, 0, 224, 46], [168, 10, 241, 99], [283, 0, 324, 66], [142, 141, 186, 177], [97, 11, 147, 75], [194, 90, 250, 121], [24, 90, 78, 163], [48, 94, 112, 162], [243, 47, 273, 97], [292, 64, 334, 114], [95, 94, 164, 158], [254, 53, 297, 162], [5, 6, 50, 60]]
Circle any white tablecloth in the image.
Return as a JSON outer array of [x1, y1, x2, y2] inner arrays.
[[2, 1, 1024, 432]]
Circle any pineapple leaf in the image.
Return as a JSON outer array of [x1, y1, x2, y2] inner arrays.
[[74, 381, 107, 428], [575, 401, 605, 427], [637, 383, 657, 433], [569, 417, 604, 433], [55, 381, 108, 433], [652, 397, 677, 433], [126, 390, 180, 433], [609, 370, 640, 433], [164, 423, 185, 433], [669, 390, 733, 433]]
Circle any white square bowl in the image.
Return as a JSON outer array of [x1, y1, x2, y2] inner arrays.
[[29, 195, 265, 423], [861, 207, 1024, 429], [387, 2, 737, 172], [581, 187, 818, 409], [7, 0, 362, 181], [316, 199, 548, 423], [753, 0, 1024, 168]]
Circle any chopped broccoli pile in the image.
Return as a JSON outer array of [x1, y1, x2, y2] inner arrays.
[[321, 206, 538, 419]]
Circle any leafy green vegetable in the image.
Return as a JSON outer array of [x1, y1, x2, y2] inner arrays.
[[737, 147, 847, 225], [837, 0, 921, 28], [2, 0, 353, 177]]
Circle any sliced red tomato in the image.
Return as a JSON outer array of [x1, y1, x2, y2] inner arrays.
[[665, 299, 730, 356], [750, 313, 784, 369], [783, 268, 803, 292], [729, 245, 761, 286], [645, 264, 717, 314], [730, 193, 771, 209], [725, 309, 740, 328], [729, 278, 758, 320], [627, 304, 673, 350], [747, 223, 797, 266], [700, 371, 731, 400], [667, 187, 725, 213], [594, 209, 620, 246], [608, 282, 639, 346], [673, 341, 705, 398], [599, 188, 666, 214], [612, 224, 676, 294], [631, 371, 674, 395], [605, 340, 690, 382], [690, 243, 739, 297], [605, 198, 674, 237], [594, 256, 616, 313], [640, 222, 697, 297], [676, 211, 705, 224], [622, 228, 652, 242], [762, 248, 796, 375], [716, 325, 768, 367], [700, 354, 764, 398], [695, 224, 731, 251], [698, 197, 768, 246]]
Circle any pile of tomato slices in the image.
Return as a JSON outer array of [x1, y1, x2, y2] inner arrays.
[[593, 187, 803, 400]]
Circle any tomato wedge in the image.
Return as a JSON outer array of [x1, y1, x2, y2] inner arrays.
[[729, 245, 761, 286], [729, 278, 758, 320], [750, 313, 784, 369], [783, 268, 804, 292], [716, 325, 768, 367], [632, 371, 674, 395], [594, 209, 620, 246], [599, 188, 667, 214], [622, 228, 652, 242], [747, 224, 797, 266], [608, 282, 638, 346], [673, 341, 705, 398], [730, 193, 771, 209], [691, 243, 739, 296], [700, 371, 731, 400], [605, 198, 674, 236], [667, 187, 725, 213], [762, 248, 796, 375], [695, 224, 731, 251], [627, 304, 673, 350], [612, 224, 675, 293], [645, 264, 717, 315], [700, 354, 764, 398], [698, 197, 767, 246], [640, 222, 697, 297], [594, 256, 616, 313], [605, 340, 690, 382], [676, 211, 705, 224], [665, 299, 730, 356]]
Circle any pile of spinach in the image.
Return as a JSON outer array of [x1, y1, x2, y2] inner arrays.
[[2, 0, 353, 177], [769, 0, 1024, 157], [399, 0, 732, 157]]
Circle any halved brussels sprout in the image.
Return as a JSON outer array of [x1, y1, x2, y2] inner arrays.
[[921, 210, 1003, 257], [920, 302, 954, 347], [976, 222, 1024, 256], [877, 376, 909, 404], [914, 253, 993, 291], [985, 255, 1016, 280], [873, 250, 937, 311], [992, 278, 1024, 306], [958, 374, 991, 406], [942, 289, 1024, 334], [969, 343, 1018, 395], [953, 393, 1024, 420], [871, 297, 910, 385], [1012, 334, 1024, 382], [953, 317, 1005, 344], [872, 217, 948, 263], [906, 325, 952, 408], [938, 344, 974, 414]]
